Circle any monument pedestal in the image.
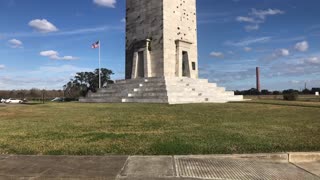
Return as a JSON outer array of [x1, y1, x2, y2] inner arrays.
[[80, 78, 243, 104]]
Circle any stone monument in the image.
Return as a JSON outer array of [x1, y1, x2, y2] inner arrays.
[[80, 0, 243, 104]]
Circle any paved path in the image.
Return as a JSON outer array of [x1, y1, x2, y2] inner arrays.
[[0, 153, 319, 180]]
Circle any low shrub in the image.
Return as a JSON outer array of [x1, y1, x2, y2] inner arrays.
[[283, 93, 299, 101]]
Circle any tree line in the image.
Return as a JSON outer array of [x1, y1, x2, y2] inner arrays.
[[235, 88, 320, 96], [0, 89, 64, 100], [2, 67, 318, 100], [0, 68, 114, 101]]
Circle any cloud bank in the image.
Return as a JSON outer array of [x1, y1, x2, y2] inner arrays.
[[40, 50, 78, 60], [28, 19, 59, 33], [93, 0, 116, 8]]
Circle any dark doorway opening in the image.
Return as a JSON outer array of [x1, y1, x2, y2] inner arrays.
[[182, 51, 190, 77], [137, 51, 145, 78], [192, 62, 196, 71]]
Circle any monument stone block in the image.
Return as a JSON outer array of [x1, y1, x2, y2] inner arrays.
[[80, 0, 243, 104]]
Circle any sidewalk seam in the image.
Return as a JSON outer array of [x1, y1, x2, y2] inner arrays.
[[115, 156, 130, 179], [172, 155, 177, 177], [289, 162, 320, 178]]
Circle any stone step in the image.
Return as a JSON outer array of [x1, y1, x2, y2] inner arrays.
[[116, 78, 165, 84], [191, 86, 226, 91], [79, 97, 122, 103], [166, 78, 209, 84], [128, 92, 168, 98], [133, 86, 167, 92], [81, 77, 243, 104], [88, 93, 128, 98], [171, 100, 228, 104], [167, 83, 218, 89], [169, 96, 233, 101], [168, 97, 228, 104], [225, 95, 244, 101], [122, 98, 168, 103], [167, 87, 225, 94], [96, 89, 119, 93], [194, 91, 234, 97], [129, 91, 222, 98], [101, 80, 218, 91], [116, 77, 214, 84], [100, 84, 141, 90]]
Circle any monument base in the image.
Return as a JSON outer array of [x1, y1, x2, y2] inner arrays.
[[79, 77, 243, 104]]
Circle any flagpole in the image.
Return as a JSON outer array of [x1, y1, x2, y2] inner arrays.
[[99, 40, 101, 89]]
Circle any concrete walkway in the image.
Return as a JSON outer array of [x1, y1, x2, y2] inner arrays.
[[0, 153, 319, 180]]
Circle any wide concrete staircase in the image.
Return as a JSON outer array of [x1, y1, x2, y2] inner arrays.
[[79, 77, 243, 104]]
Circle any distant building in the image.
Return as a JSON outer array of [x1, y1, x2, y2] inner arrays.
[[311, 88, 320, 94]]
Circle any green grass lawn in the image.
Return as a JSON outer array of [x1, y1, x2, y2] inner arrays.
[[0, 101, 319, 155]]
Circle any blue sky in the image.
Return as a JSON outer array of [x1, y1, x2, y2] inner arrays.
[[0, 0, 319, 90]]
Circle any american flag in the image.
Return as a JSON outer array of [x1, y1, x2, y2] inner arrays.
[[91, 41, 100, 49]]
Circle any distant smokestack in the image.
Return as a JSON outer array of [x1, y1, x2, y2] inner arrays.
[[256, 67, 261, 92], [305, 82, 307, 90]]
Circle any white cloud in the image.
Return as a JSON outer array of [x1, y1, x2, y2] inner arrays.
[[210, 52, 224, 58], [93, 0, 116, 8], [236, 16, 256, 23], [0, 25, 122, 39], [225, 37, 271, 47], [294, 41, 309, 52], [244, 47, 252, 52], [261, 48, 291, 61], [268, 55, 320, 79], [61, 56, 76, 60], [251, 8, 285, 20], [305, 57, 320, 64], [121, 18, 126, 23], [28, 19, 58, 33], [40, 50, 58, 57], [0, 64, 5, 69], [237, 8, 285, 31], [274, 49, 290, 57], [245, 24, 259, 31], [40, 50, 78, 60], [8, 38, 23, 48], [289, 80, 300, 84]]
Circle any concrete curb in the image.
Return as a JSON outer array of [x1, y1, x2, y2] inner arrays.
[[175, 153, 289, 163], [289, 152, 320, 163], [176, 152, 320, 163], [0, 153, 319, 179]]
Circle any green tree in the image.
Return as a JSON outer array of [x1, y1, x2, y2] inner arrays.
[[64, 68, 114, 98]]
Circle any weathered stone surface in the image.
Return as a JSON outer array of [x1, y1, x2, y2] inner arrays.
[[126, 0, 198, 79], [81, 0, 244, 104], [80, 77, 243, 104]]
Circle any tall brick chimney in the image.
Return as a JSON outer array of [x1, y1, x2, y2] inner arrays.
[[256, 67, 261, 92]]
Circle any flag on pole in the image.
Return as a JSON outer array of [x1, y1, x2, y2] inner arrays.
[[91, 40, 102, 88], [91, 41, 100, 49]]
